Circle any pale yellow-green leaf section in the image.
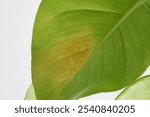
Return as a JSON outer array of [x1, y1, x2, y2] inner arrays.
[[116, 75, 150, 100], [25, 85, 36, 100]]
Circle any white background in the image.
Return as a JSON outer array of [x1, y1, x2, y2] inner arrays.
[[0, 0, 150, 100]]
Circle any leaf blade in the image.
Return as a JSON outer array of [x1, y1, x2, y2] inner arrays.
[[25, 85, 36, 100], [116, 75, 150, 100], [31, 0, 150, 100]]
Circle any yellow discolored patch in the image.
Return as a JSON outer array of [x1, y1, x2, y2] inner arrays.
[[34, 36, 96, 91]]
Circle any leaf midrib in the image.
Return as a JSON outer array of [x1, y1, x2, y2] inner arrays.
[[72, 0, 145, 99], [99, 0, 145, 47]]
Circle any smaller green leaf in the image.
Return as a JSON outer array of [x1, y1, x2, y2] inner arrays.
[[116, 75, 150, 100], [25, 85, 36, 100]]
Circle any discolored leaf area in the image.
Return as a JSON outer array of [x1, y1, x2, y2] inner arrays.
[[26, 0, 150, 100], [116, 75, 150, 100]]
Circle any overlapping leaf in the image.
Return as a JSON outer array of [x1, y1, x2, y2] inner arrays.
[[116, 75, 150, 100], [25, 85, 36, 100], [28, 0, 150, 100]]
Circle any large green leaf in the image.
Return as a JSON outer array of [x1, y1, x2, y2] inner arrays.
[[116, 75, 150, 100], [30, 0, 150, 100]]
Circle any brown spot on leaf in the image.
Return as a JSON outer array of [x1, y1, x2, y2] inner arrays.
[[33, 36, 96, 94]]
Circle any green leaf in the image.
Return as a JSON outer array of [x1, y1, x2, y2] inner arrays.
[[116, 75, 150, 100], [25, 85, 36, 100], [31, 0, 150, 100]]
